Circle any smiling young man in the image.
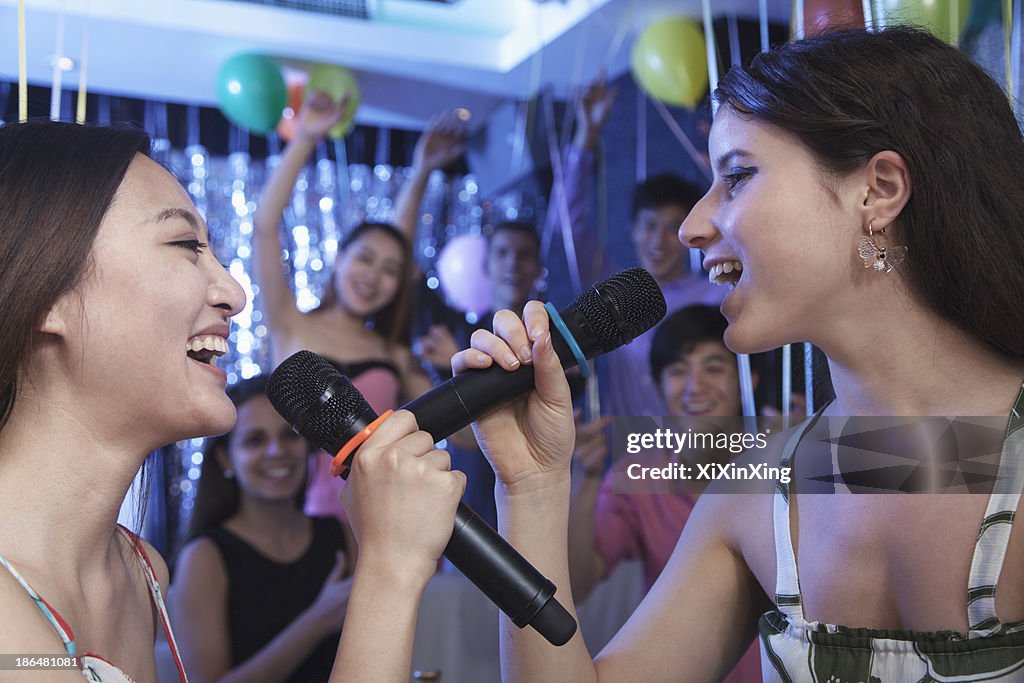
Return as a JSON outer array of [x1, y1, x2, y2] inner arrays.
[[556, 76, 725, 419]]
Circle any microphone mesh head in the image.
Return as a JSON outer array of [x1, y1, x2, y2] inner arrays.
[[576, 268, 667, 353], [266, 350, 374, 451]]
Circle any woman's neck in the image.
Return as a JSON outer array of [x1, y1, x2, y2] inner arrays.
[[0, 402, 149, 578], [817, 303, 1024, 417], [322, 304, 369, 334]]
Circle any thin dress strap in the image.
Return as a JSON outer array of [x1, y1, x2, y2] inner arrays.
[[0, 554, 77, 656], [967, 384, 1024, 637], [116, 526, 189, 683], [772, 411, 825, 622]]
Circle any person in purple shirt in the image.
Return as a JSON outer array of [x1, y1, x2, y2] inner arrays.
[[551, 75, 725, 418]]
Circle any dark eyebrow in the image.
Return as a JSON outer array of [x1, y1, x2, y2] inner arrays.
[[154, 207, 209, 241], [714, 149, 754, 173]]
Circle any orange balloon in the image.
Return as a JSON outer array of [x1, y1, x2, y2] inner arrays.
[[804, 0, 865, 35], [276, 83, 306, 143]]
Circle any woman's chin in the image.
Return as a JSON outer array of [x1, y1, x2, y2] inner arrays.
[[723, 322, 779, 356], [181, 400, 238, 441]]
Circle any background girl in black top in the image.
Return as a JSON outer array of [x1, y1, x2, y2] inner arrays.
[[172, 377, 354, 683]]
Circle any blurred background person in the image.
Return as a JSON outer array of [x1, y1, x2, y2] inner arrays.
[[252, 91, 435, 527], [171, 377, 353, 683]]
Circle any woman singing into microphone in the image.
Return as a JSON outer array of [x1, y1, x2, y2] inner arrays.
[[344, 26, 1024, 682]]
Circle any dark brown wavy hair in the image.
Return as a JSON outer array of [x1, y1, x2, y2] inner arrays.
[[715, 27, 1024, 361]]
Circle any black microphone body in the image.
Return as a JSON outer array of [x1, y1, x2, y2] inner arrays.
[[406, 324, 581, 441], [266, 268, 666, 648]]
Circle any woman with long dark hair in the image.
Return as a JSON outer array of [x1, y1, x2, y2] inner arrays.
[[0, 120, 245, 681], [341, 27, 1024, 682]]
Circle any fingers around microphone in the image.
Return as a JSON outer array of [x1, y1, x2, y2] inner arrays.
[[491, 309, 533, 365], [418, 448, 452, 472], [361, 409, 419, 447], [470, 327, 520, 371], [522, 300, 550, 342]]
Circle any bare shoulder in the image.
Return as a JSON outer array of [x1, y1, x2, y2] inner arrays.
[[0, 563, 86, 680], [134, 536, 171, 592], [700, 420, 804, 596]]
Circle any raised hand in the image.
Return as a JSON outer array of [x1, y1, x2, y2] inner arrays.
[[417, 324, 461, 372], [574, 70, 619, 150], [296, 90, 351, 141], [413, 109, 469, 174]]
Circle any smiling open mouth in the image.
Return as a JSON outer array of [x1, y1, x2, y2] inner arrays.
[[709, 261, 743, 287], [187, 335, 228, 366]]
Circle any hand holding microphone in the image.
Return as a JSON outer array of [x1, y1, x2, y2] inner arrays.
[[266, 268, 666, 646], [338, 411, 465, 587], [451, 303, 578, 487]]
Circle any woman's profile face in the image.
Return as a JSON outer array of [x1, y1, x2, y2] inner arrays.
[[54, 154, 246, 445], [332, 229, 404, 319], [224, 394, 309, 503], [678, 107, 859, 354]]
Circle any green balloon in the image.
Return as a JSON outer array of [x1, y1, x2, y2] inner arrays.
[[307, 64, 362, 139], [872, 0, 972, 44], [216, 54, 287, 135], [631, 18, 709, 108]]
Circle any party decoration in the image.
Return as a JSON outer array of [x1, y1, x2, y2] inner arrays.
[[630, 18, 709, 108], [870, 0, 971, 44], [306, 64, 362, 138], [436, 234, 492, 316], [276, 83, 306, 143], [216, 53, 287, 135], [804, 0, 865, 34]]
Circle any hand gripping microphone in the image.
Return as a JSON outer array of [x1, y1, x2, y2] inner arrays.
[[266, 267, 666, 647]]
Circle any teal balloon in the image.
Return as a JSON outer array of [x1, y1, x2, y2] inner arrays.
[[216, 54, 287, 135]]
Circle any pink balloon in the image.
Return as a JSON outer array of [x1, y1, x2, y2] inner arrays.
[[436, 234, 492, 316]]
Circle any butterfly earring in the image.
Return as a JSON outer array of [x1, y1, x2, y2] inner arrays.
[[858, 220, 908, 273]]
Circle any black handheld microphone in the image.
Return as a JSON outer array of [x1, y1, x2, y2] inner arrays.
[[265, 268, 666, 647]]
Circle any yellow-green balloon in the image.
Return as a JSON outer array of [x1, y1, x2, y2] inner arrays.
[[871, 0, 972, 44], [306, 64, 362, 138], [631, 18, 709, 108]]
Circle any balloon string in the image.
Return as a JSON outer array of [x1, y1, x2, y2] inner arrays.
[[648, 95, 712, 181], [759, 0, 770, 51], [1005, 0, 1015, 115], [50, 5, 66, 121], [76, 3, 90, 125], [601, 0, 635, 67], [782, 342, 792, 420], [1012, 0, 1023, 111], [738, 353, 757, 418], [18, 0, 27, 122], [635, 84, 647, 182], [804, 342, 815, 415], [541, 87, 583, 295], [701, 0, 719, 114]]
